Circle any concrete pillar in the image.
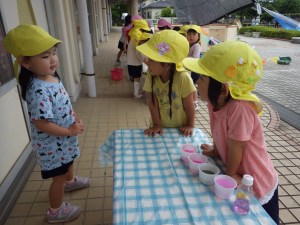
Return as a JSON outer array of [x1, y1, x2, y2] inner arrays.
[[97, 0, 105, 42], [102, 0, 109, 41], [51, 0, 81, 101], [77, 0, 96, 97], [131, 0, 138, 16]]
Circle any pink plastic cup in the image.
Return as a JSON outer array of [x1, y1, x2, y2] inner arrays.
[[180, 144, 198, 165], [214, 175, 237, 199], [188, 153, 207, 175]]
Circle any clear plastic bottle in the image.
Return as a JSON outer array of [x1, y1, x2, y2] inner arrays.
[[233, 174, 254, 215]]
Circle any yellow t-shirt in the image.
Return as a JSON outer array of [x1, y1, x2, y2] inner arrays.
[[143, 71, 196, 128]]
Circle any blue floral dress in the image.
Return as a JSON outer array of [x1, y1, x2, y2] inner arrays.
[[26, 78, 80, 171]]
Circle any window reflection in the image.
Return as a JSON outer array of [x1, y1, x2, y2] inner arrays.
[[0, 11, 15, 87]]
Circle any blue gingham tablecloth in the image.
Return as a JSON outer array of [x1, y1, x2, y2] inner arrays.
[[99, 128, 276, 225]]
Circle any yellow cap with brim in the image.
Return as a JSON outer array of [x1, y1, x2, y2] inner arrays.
[[183, 41, 263, 114], [136, 30, 189, 71], [187, 25, 201, 34], [178, 25, 190, 35], [3, 24, 61, 58]]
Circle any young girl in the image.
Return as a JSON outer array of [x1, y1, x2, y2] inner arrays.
[[186, 25, 202, 110], [127, 19, 152, 98], [136, 30, 196, 137], [182, 41, 279, 224], [3, 24, 90, 223], [116, 14, 131, 63]]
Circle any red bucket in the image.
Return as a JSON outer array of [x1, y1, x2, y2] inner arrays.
[[111, 68, 123, 81]]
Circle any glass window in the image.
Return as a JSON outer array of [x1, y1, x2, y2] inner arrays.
[[0, 11, 15, 87]]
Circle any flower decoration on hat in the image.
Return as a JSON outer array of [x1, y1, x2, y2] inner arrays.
[[156, 42, 170, 56], [225, 65, 236, 78]]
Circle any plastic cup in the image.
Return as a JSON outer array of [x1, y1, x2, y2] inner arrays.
[[214, 175, 237, 199], [188, 153, 207, 175], [198, 163, 220, 185], [180, 144, 198, 165]]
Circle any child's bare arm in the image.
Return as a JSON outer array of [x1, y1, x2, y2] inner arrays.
[[144, 92, 163, 136], [180, 92, 195, 136], [32, 119, 85, 136], [226, 138, 244, 183]]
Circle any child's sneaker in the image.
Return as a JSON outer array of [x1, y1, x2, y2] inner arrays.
[[46, 202, 81, 223], [133, 93, 143, 98], [64, 176, 90, 192], [194, 102, 200, 111]]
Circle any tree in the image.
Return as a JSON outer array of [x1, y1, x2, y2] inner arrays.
[[111, 3, 128, 26], [161, 7, 173, 17]]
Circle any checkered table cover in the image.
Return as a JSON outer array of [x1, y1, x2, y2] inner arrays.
[[99, 128, 275, 225]]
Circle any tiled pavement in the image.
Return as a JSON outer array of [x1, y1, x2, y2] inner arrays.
[[4, 27, 300, 225]]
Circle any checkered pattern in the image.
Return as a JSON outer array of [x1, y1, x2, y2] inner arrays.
[[99, 128, 275, 225]]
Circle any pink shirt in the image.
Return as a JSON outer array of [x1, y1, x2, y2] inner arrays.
[[208, 100, 277, 199]]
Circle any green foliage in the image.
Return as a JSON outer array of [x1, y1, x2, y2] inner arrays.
[[272, 0, 300, 14], [111, 3, 128, 26], [161, 7, 173, 17], [239, 26, 300, 39]]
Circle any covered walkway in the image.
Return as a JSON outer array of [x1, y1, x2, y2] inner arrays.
[[4, 27, 300, 225]]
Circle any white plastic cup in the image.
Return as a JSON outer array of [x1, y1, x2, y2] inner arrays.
[[180, 144, 198, 165], [188, 153, 207, 175], [198, 163, 220, 185], [214, 175, 237, 199]]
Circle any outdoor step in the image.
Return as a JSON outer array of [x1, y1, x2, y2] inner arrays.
[[291, 37, 300, 44]]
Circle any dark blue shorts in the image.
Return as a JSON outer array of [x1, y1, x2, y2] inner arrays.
[[127, 65, 142, 79], [262, 186, 279, 224], [41, 161, 73, 179]]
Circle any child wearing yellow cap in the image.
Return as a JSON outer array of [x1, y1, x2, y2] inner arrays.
[[136, 30, 196, 137], [127, 19, 153, 98], [3, 24, 89, 223], [183, 41, 279, 224], [186, 25, 202, 111]]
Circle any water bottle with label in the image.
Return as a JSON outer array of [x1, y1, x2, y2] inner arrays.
[[233, 174, 254, 215]]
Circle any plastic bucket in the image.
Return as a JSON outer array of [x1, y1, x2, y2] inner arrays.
[[111, 68, 123, 81]]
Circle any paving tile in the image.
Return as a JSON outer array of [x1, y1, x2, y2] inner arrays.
[[279, 209, 298, 223], [9, 203, 31, 217], [4, 217, 26, 225], [290, 208, 300, 221], [102, 210, 113, 224], [282, 185, 300, 196], [280, 196, 300, 208], [84, 211, 102, 225], [17, 191, 37, 203], [86, 198, 104, 211]]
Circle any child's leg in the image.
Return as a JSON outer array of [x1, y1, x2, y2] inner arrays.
[[64, 163, 90, 192], [66, 163, 75, 182], [262, 187, 279, 224], [49, 173, 68, 209], [47, 172, 81, 223], [134, 77, 143, 98], [116, 49, 123, 61]]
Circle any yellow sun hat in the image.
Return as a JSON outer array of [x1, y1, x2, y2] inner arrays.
[[129, 19, 152, 46], [178, 24, 190, 36], [182, 41, 263, 114], [136, 30, 189, 71], [187, 24, 202, 34], [3, 24, 61, 58]]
